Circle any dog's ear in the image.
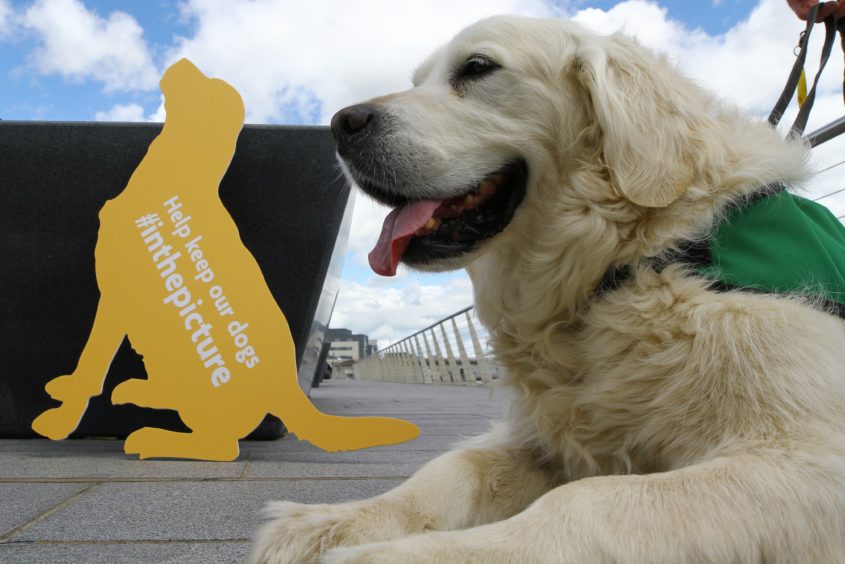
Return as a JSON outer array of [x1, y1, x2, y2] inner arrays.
[[575, 36, 711, 208]]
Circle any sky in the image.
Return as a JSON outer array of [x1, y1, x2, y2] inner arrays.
[[2, 0, 844, 347]]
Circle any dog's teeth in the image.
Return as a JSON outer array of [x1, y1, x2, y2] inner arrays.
[[464, 194, 477, 207], [414, 217, 442, 237], [425, 217, 440, 230]]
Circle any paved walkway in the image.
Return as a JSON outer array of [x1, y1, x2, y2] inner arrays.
[[0, 379, 508, 563]]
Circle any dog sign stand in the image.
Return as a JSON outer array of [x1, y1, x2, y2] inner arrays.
[[30, 59, 419, 461]]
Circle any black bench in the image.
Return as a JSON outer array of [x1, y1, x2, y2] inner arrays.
[[0, 121, 349, 439]]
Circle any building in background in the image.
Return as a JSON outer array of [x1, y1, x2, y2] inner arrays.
[[325, 328, 374, 377]]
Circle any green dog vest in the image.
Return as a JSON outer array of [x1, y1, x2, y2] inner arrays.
[[697, 189, 845, 312], [597, 186, 845, 317]]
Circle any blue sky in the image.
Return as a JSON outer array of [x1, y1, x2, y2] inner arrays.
[[2, 1, 157, 120], [2, 0, 843, 344], [582, 0, 759, 34]]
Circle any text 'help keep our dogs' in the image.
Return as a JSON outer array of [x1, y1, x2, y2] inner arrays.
[[135, 194, 261, 387]]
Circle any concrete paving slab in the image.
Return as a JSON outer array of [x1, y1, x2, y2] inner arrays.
[[0, 540, 250, 564], [309, 380, 510, 418], [14, 479, 403, 542], [244, 460, 422, 479], [0, 483, 94, 538], [0, 440, 247, 480], [243, 448, 442, 478]]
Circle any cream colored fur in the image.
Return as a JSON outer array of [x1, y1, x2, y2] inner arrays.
[[251, 16, 845, 563]]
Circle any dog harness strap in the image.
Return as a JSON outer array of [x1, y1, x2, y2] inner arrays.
[[698, 187, 845, 308], [790, 14, 839, 137], [769, 5, 840, 138], [594, 264, 632, 296], [840, 17, 845, 107], [769, 3, 820, 127], [594, 184, 845, 319]]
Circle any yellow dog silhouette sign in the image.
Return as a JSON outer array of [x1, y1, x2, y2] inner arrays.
[[31, 59, 419, 461]]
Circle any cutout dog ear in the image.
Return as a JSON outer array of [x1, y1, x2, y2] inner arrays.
[[576, 37, 711, 208]]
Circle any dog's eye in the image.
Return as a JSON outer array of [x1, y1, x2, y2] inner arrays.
[[461, 55, 499, 77], [452, 54, 500, 88]]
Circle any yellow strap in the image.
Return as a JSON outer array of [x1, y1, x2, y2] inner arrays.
[[798, 67, 808, 107]]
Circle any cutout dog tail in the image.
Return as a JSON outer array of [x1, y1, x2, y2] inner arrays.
[[267, 384, 420, 452]]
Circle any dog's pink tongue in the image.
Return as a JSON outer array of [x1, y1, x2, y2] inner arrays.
[[369, 200, 443, 276]]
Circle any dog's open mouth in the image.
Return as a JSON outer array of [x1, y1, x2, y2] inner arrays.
[[367, 160, 527, 276]]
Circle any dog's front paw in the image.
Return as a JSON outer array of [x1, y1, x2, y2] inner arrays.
[[321, 526, 525, 564], [250, 498, 425, 564], [321, 536, 468, 564], [321, 541, 420, 564]]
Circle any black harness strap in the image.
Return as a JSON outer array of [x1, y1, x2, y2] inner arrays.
[[768, 4, 840, 137], [593, 184, 845, 319], [596, 185, 785, 297], [791, 14, 839, 136], [768, 3, 820, 128], [839, 17, 845, 107]]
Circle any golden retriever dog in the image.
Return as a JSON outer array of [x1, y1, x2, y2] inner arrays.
[[251, 16, 845, 562]]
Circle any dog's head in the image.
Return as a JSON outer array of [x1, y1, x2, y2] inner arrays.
[[332, 16, 749, 278]]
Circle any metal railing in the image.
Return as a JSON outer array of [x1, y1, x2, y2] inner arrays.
[[808, 116, 845, 148], [354, 306, 500, 385]]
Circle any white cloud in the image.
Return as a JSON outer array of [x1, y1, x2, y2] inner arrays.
[[94, 102, 146, 122], [347, 193, 392, 259], [573, 0, 816, 113], [330, 277, 475, 345], [805, 133, 845, 217], [93, 98, 167, 122], [569, 0, 845, 215], [21, 0, 158, 92], [149, 97, 167, 122], [0, 0, 12, 38], [166, 0, 561, 124]]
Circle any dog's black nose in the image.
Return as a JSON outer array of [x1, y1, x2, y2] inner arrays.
[[331, 104, 376, 154]]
